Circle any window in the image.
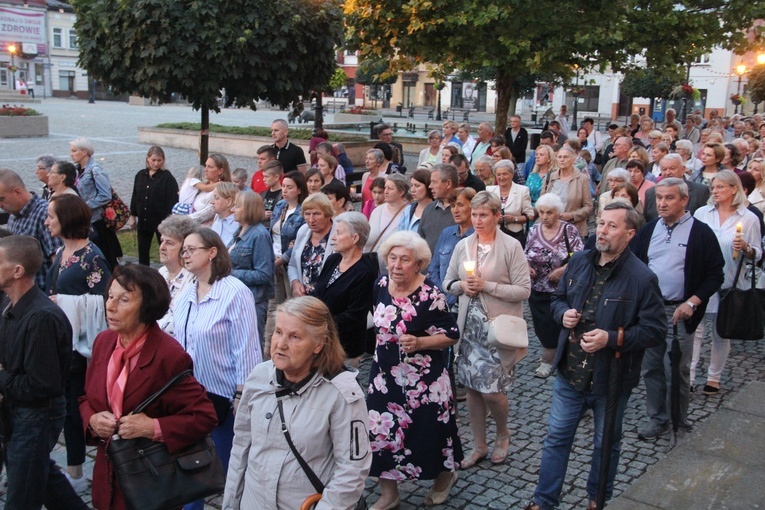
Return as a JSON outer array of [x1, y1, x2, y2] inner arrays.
[[52, 28, 63, 48], [0, 67, 7, 87], [693, 54, 711, 65], [68, 29, 78, 49], [35, 63, 44, 85], [59, 70, 75, 91]]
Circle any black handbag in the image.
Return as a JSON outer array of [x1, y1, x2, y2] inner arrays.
[[107, 370, 226, 510], [716, 256, 764, 340]]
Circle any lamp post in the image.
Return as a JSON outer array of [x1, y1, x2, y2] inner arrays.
[[756, 54, 765, 115], [8, 44, 17, 90], [572, 65, 580, 131], [735, 64, 746, 115]]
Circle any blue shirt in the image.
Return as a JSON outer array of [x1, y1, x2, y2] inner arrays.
[[8, 192, 62, 289], [173, 275, 262, 399], [229, 224, 275, 303], [428, 224, 474, 308], [74, 158, 112, 222]]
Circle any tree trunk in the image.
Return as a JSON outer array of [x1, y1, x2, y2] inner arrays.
[[494, 71, 516, 135], [199, 105, 209, 165]]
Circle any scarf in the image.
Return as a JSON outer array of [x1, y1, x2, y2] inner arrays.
[[106, 327, 150, 419]]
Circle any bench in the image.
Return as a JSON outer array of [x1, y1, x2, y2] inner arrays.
[[408, 106, 435, 120], [324, 100, 346, 113], [445, 107, 471, 122]]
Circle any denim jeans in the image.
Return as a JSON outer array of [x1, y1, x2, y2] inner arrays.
[[5, 396, 88, 510], [533, 376, 631, 510]]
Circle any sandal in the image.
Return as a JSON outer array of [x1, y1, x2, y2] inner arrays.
[[424, 471, 458, 506], [459, 449, 488, 469], [491, 435, 510, 464]]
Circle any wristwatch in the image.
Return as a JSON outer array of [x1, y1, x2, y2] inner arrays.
[[685, 301, 697, 312]]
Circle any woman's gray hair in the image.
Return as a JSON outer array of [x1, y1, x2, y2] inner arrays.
[[386, 173, 412, 201], [535, 193, 564, 213], [428, 130, 442, 140], [379, 230, 432, 270], [333, 211, 370, 248], [158, 214, 197, 241], [709, 170, 748, 208], [558, 144, 577, 156], [493, 159, 515, 174], [69, 137, 95, 156], [608, 168, 631, 183], [675, 139, 693, 153], [36, 155, 56, 171], [366, 148, 385, 166], [470, 190, 502, 215], [475, 155, 493, 169]]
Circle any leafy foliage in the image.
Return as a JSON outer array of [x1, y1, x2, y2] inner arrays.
[[355, 58, 398, 86], [73, 0, 343, 112], [155, 123, 366, 141], [620, 68, 682, 100], [0, 105, 41, 116], [748, 65, 765, 105]]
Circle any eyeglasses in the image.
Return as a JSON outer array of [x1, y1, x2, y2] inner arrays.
[[181, 246, 208, 257]]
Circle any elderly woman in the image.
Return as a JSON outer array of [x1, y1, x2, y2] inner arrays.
[[80, 264, 218, 510], [189, 154, 232, 225], [173, 227, 261, 472], [128, 146, 179, 266], [361, 149, 386, 205], [48, 160, 79, 198], [44, 194, 111, 493], [443, 192, 530, 469], [526, 145, 556, 207], [312, 212, 376, 366], [635, 116, 654, 140], [288, 193, 335, 298], [210, 182, 240, 247], [676, 139, 702, 177], [692, 171, 762, 395], [266, 171, 308, 355], [399, 169, 433, 232], [429, 187, 476, 311], [367, 231, 462, 509], [69, 137, 122, 270], [524, 193, 584, 378], [229, 191, 274, 345], [475, 155, 495, 186], [649, 142, 669, 178], [222, 296, 371, 510], [419, 130, 443, 166], [365, 173, 411, 253], [746, 157, 765, 214], [35, 154, 56, 200], [598, 168, 631, 214], [490, 159, 533, 247], [543, 145, 593, 238], [694, 142, 726, 187], [156, 214, 197, 335]]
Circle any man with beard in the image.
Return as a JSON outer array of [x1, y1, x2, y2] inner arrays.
[[525, 202, 666, 510]]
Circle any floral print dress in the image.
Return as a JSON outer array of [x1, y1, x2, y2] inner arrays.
[[367, 276, 463, 481], [46, 242, 110, 296]]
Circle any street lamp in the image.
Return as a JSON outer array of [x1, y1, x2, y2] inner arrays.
[[735, 64, 746, 115], [758, 54, 765, 66], [571, 65, 580, 131], [8, 44, 17, 90]]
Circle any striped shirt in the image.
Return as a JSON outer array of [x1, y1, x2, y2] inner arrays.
[[7, 192, 62, 289], [172, 275, 262, 399], [693, 204, 762, 312]]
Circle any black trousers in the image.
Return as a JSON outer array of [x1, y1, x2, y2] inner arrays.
[[137, 229, 161, 266]]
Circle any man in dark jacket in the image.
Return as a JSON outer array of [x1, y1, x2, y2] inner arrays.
[[504, 115, 529, 174], [643, 154, 710, 222], [633, 178, 724, 440], [526, 202, 666, 510]]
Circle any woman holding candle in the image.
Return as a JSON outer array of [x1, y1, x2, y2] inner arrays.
[[443, 191, 531, 468], [691, 170, 762, 395]]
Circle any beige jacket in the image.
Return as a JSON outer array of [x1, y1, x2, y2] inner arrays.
[[487, 184, 534, 233], [543, 170, 593, 236]]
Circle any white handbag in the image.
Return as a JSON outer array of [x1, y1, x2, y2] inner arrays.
[[481, 294, 529, 349]]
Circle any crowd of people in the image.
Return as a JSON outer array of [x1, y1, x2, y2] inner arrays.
[[0, 110, 763, 510]]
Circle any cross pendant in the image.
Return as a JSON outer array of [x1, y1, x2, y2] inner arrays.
[[581, 358, 588, 368]]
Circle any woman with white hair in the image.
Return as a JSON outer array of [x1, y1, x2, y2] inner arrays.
[[543, 145, 594, 237], [443, 191, 530, 469], [419, 130, 443, 166], [312, 211, 376, 366], [69, 137, 122, 269], [598, 167, 631, 213], [367, 230, 462, 508], [524, 193, 584, 378], [489, 159, 533, 247], [676, 139, 702, 176], [691, 170, 762, 395]]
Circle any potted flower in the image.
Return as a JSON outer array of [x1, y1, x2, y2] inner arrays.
[[730, 93, 747, 106], [0, 104, 49, 138], [671, 84, 701, 101]]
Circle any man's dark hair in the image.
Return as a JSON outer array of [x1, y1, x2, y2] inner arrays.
[[373, 142, 393, 161], [540, 131, 555, 141], [583, 117, 595, 125], [434, 164, 459, 189], [50, 194, 91, 239], [54, 161, 78, 188], [376, 123, 392, 135], [625, 160, 645, 173], [603, 201, 640, 231], [449, 154, 470, 169], [256, 145, 277, 159], [111, 264, 171, 323], [0, 235, 43, 279], [549, 120, 561, 130]]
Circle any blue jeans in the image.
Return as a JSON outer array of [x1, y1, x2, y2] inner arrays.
[[533, 376, 631, 510], [5, 397, 88, 510]]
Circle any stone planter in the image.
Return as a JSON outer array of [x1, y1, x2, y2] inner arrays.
[[333, 113, 382, 123], [0, 115, 49, 138]]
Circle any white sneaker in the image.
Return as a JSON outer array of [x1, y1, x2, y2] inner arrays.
[[535, 362, 552, 378], [65, 473, 88, 494]]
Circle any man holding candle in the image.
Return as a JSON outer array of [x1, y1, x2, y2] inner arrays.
[[632, 178, 724, 440]]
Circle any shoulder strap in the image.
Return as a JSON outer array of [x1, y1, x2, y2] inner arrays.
[[50, 250, 63, 295], [369, 203, 408, 251], [131, 369, 193, 415], [562, 222, 573, 263], [277, 398, 325, 494]]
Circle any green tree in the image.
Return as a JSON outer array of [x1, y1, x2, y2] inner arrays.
[[620, 68, 683, 115], [73, 0, 343, 162], [748, 65, 765, 108], [355, 57, 398, 109]]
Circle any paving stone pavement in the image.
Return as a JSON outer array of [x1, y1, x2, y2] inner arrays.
[[0, 99, 763, 509]]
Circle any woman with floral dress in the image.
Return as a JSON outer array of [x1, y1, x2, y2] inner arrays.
[[44, 194, 110, 493], [367, 231, 462, 509]]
